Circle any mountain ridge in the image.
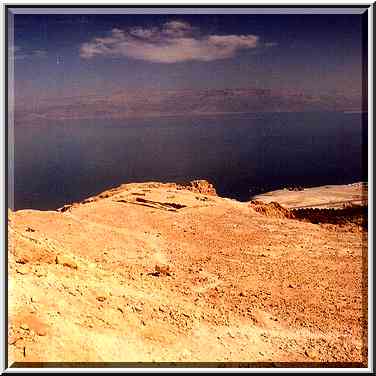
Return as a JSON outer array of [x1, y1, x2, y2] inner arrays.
[[15, 87, 363, 123]]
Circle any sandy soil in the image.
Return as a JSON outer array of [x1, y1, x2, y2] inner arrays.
[[8, 180, 368, 366]]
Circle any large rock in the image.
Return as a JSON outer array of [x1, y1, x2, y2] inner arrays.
[[178, 180, 217, 196], [249, 200, 296, 219], [55, 255, 78, 269]]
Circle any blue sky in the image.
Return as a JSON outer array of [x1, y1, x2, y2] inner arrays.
[[12, 12, 366, 102]]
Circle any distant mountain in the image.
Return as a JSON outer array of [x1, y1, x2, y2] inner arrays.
[[14, 87, 363, 122]]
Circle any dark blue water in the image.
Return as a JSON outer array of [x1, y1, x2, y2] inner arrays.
[[12, 112, 367, 210]]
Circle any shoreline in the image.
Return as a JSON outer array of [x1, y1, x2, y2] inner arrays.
[[251, 181, 367, 209], [10, 180, 368, 213]]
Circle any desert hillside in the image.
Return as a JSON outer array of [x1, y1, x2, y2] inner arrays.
[[8, 180, 367, 366]]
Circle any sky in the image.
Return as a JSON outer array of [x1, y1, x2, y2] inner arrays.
[[11, 11, 367, 103]]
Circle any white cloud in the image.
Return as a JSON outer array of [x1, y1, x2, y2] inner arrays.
[[80, 21, 262, 63]]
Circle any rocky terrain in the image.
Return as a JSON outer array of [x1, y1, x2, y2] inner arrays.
[[8, 180, 367, 367]]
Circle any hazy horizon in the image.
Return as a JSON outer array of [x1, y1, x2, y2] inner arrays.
[[10, 10, 367, 120]]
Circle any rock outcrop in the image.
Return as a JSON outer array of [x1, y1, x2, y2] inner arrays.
[[177, 180, 217, 196], [249, 200, 296, 219]]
